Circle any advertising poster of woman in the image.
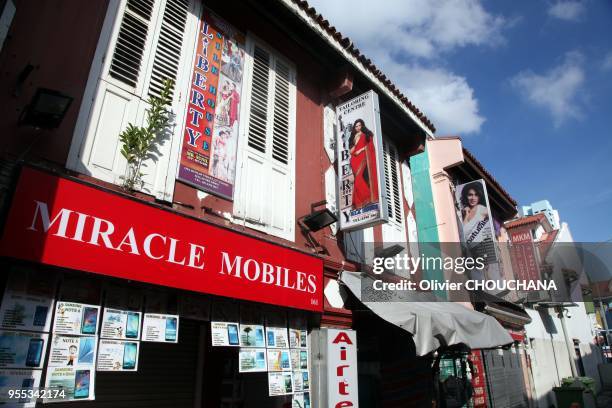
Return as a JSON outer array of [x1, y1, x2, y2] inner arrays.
[[455, 180, 498, 264], [177, 10, 245, 199], [335, 91, 388, 231]]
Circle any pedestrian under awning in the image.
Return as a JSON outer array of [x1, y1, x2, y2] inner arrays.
[[340, 271, 513, 356]]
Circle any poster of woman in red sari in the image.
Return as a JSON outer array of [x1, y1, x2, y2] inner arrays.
[[349, 119, 379, 209], [336, 90, 386, 231]]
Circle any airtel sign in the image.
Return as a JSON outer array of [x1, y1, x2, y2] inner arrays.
[[0, 167, 323, 312], [327, 328, 359, 408]]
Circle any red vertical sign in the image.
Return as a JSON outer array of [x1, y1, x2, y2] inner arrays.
[[178, 10, 245, 199], [469, 350, 488, 408], [509, 227, 540, 282]]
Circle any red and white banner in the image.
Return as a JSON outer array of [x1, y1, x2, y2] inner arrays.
[[468, 350, 488, 408], [177, 10, 246, 199], [509, 227, 540, 282], [327, 328, 359, 408], [0, 167, 323, 312]]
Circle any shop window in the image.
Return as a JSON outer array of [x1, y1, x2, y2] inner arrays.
[[68, 0, 199, 201], [382, 138, 405, 228], [380, 138, 408, 275], [233, 36, 296, 241]]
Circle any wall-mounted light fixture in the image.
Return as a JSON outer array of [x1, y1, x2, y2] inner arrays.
[[19, 88, 73, 129], [302, 207, 337, 232], [298, 200, 337, 254], [374, 244, 404, 259]]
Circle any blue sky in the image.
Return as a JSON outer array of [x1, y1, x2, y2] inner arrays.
[[309, 0, 612, 242]]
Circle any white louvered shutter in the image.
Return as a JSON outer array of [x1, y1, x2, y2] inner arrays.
[[381, 139, 408, 276], [234, 39, 296, 241], [382, 139, 404, 226], [72, 0, 197, 201]]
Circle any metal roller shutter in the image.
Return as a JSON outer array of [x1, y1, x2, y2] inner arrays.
[[483, 346, 527, 408], [43, 320, 201, 408]]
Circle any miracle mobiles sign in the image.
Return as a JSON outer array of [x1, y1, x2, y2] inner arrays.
[[0, 167, 323, 312]]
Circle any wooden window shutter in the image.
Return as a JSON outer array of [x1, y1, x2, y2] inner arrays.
[[108, 0, 156, 88], [234, 38, 296, 241], [146, 0, 190, 99]]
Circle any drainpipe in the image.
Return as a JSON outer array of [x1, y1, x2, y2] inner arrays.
[[556, 306, 578, 377]]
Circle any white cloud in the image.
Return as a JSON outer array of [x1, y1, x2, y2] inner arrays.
[[602, 52, 612, 71], [510, 52, 585, 127], [548, 1, 585, 22], [310, 0, 506, 60], [308, 0, 506, 134], [378, 57, 486, 134]]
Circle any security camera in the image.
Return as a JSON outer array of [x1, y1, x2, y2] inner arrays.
[[565, 310, 572, 319]]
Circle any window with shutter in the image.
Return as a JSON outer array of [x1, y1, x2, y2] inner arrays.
[[69, 0, 198, 201], [381, 138, 408, 276], [234, 38, 296, 241], [246, 46, 270, 154], [382, 138, 405, 227], [108, 0, 155, 89], [146, 0, 190, 99]]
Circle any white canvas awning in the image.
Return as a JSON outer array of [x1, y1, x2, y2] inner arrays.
[[340, 271, 513, 356]]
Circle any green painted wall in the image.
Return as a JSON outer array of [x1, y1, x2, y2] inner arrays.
[[410, 146, 446, 299]]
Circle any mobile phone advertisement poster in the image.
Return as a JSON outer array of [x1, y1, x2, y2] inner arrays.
[[96, 340, 139, 371], [100, 308, 142, 340], [52, 302, 100, 337], [0, 330, 49, 369], [141, 314, 179, 343]]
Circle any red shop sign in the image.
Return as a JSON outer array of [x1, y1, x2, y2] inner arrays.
[[469, 350, 488, 408], [0, 167, 323, 312]]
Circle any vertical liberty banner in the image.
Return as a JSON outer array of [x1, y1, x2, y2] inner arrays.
[[177, 10, 245, 199], [336, 90, 388, 231]]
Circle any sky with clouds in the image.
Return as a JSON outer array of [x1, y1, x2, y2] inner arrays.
[[309, 0, 612, 242]]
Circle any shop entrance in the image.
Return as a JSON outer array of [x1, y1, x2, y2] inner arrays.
[[354, 309, 435, 408], [483, 346, 528, 408], [48, 319, 202, 408], [201, 330, 292, 408]]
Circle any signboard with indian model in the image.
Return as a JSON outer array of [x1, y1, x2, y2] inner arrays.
[[0, 167, 323, 313], [336, 90, 388, 231], [455, 180, 498, 265], [177, 9, 245, 199]]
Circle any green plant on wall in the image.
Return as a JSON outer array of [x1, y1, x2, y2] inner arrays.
[[119, 78, 174, 191]]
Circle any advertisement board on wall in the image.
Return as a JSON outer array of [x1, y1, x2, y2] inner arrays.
[[509, 227, 541, 282], [238, 348, 267, 373], [336, 90, 388, 231], [100, 309, 141, 340], [0, 330, 48, 369], [0, 167, 323, 313], [0, 369, 42, 407], [52, 303, 100, 337], [141, 314, 179, 343], [44, 367, 95, 403], [455, 180, 498, 264], [96, 340, 139, 372], [0, 271, 56, 333], [48, 335, 97, 369], [326, 328, 358, 408], [45, 335, 97, 402], [177, 9, 246, 199]]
